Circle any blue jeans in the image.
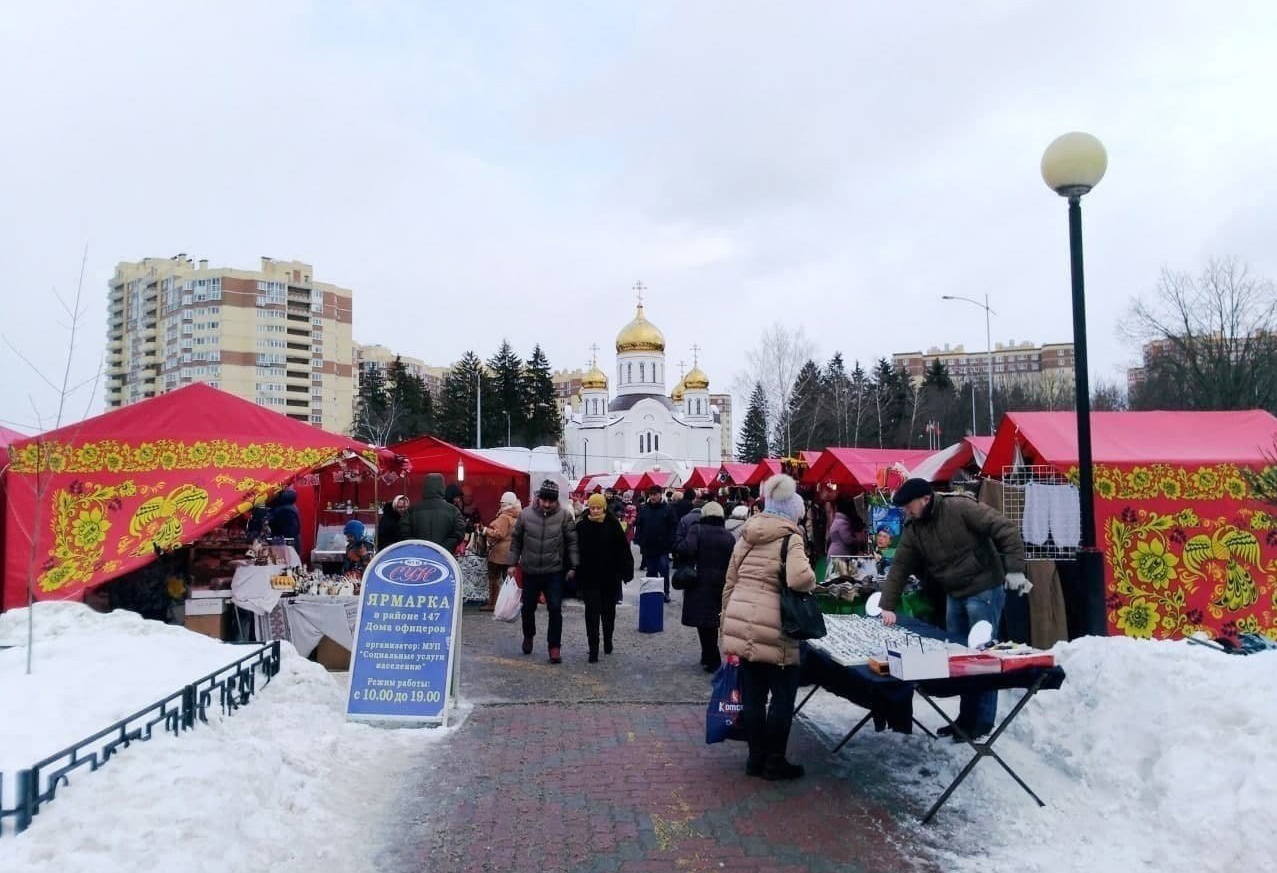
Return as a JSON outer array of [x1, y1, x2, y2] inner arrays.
[[642, 552, 670, 598], [521, 572, 564, 649], [946, 584, 1005, 730]]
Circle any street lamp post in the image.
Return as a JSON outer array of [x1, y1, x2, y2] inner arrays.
[[504, 411, 511, 447], [1042, 130, 1108, 637], [941, 294, 996, 435], [705, 437, 712, 463], [583, 438, 590, 477], [475, 371, 482, 449]]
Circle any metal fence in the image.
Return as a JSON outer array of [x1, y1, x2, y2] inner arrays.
[[0, 640, 280, 836]]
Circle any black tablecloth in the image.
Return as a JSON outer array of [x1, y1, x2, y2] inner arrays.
[[799, 616, 1066, 733]]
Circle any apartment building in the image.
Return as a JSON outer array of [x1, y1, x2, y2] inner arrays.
[[710, 393, 734, 461], [106, 255, 355, 433], [553, 368, 588, 411], [353, 343, 448, 394], [893, 340, 1075, 389]]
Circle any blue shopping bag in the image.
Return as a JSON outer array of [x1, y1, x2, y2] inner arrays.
[[705, 655, 747, 744]]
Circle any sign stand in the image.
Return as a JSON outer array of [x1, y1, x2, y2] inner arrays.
[[345, 540, 463, 727]]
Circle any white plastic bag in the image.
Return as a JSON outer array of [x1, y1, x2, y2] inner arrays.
[[493, 576, 521, 622]]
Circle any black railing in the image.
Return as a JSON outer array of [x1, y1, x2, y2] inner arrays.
[[0, 640, 280, 836]]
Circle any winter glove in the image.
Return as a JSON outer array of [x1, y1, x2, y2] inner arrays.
[[1005, 572, 1032, 595]]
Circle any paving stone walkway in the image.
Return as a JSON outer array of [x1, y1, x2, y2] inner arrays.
[[377, 593, 940, 873]]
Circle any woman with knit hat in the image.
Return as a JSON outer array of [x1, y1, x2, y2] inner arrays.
[[576, 492, 634, 662], [676, 500, 736, 673], [720, 474, 816, 780], [477, 491, 521, 611]]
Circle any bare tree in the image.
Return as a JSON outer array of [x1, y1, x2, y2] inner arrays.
[[1123, 258, 1277, 412], [2, 247, 103, 674], [733, 324, 814, 457], [1091, 380, 1128, 412]]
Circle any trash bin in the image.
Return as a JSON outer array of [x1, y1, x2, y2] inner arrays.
[[638, 576, 665, 633]]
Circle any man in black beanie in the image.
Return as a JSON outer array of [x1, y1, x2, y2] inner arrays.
[[879, 477, 1028, 741], [508, 479, 578, 663]]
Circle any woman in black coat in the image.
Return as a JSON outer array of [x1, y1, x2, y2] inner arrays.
[[377, 495, 409, 549], [676, 500, 736, 673], [577, 493, 635, 662]]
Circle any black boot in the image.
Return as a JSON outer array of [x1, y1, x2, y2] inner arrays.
[[762, 754, 805, 781], [603, 637, 613, 655], [588, 648, 599, 663], [745, 742, 766, 777]]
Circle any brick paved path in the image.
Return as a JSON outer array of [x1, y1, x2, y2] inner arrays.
[[377, 596, 939, 873]]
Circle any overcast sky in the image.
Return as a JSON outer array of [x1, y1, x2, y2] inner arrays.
[[3, 1, 1276, 436]]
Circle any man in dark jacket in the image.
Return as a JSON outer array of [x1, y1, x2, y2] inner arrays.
[[266, 488, 301, 542], [879, 478, 1030, 741], [399, 473, 465, 553], [672, 487, 696, 525], [635, 485, 679, 603], [604, 487, 625, 521], [508, 479, 579, 664]]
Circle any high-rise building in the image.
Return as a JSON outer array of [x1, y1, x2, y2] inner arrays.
[[710, 393, 734, 461], [106, 255, 355, 433], [553, 368, 587, 412], [892, 340, 1075, 389]]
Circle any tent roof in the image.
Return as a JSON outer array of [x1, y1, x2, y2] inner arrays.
[[0, 425, 27, 450], [8, 383, 393, 466], [636, 471, 674, 491], [684, 466, 721, 489], [390, 435, 525, 479], [804, 448, 936, 489], [982, 410, 1277, 474], [909, 436, 999, 483], [745, 459, 784, 486], [719, 463, 757, 486], [614, 472, 643, 491]]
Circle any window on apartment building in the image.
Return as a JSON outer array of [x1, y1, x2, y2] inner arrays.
[[310, 414, 323, 424]]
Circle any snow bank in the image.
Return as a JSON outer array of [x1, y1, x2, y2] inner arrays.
[[0, 603, 455, 871], [800, 635, 1277, 872]]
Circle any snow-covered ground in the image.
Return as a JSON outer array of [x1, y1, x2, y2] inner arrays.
[[799, 635, 1277, 871], [2, 603, 1274, 872], [0, 604, 456, 871]]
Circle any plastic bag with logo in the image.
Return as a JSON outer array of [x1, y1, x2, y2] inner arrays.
[[705, 655, 747, 744]]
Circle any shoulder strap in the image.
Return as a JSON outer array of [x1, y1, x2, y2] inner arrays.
[[779, 533, 792, 589]]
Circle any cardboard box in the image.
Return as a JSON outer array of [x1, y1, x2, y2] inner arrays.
[[315, 635, 351, 671], [184, 612, 225, 640], [184, 596, 227, 616], [886, 637, 949, 680]]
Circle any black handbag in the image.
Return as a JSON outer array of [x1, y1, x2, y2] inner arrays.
[[777, 534, 826, 640], [672, 535, 699, 591]]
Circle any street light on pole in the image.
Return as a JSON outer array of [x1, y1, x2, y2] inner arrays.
[[1042, 130, 1108, 637], [583, 438, 589, 476], [475, 370, 482, 449], [941, 294, 996, 435], [504, 411, 511, 447]]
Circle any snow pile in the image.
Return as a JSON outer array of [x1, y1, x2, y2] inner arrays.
[[801, 635, 1277, 871], [0, 603, 455, 871]]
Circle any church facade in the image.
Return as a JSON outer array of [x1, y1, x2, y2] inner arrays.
[[563, 300, 723, 478]]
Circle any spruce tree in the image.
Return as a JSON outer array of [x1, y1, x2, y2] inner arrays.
[[848, 361, 869, 447], [385, 357, 434, 443], [824, 353, 851, 446], [352, 364, 389, 443], [488, 339, 526, 446], [785, 359, 828, 452], [737, 382, 771, 463], [522, 344, 561, 447], [437, 351, 486, 447]]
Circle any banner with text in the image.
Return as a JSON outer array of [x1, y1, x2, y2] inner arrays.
[[345, 540, 461, 724]]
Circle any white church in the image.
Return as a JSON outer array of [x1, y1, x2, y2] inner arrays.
[[563, 296, 723, 478]]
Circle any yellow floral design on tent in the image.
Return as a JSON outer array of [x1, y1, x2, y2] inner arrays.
[[8, 438, 375, 475], [1078, 463, 1269, 502], [40, 481, 134, 592]]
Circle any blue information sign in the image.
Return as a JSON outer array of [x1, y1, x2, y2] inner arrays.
[[345, 540, 461, 724]]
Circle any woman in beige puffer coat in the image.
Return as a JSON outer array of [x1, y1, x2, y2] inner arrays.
[[720, 474, 816, 781]]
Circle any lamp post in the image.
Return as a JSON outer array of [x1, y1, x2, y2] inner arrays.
[[583, 438, 590, 477], [504, 411, 511, 447], [475, 371, 482, 449], [1041, 130, 1108, 637], [705, 437, 712, 463], [941, 294, 996, 435]]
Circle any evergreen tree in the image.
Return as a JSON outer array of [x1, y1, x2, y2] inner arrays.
[[352, 364, 390, 443], [923, 359, 955, 391], [487, 339, 526, 446], [385, 357, 434, 443], [437, 351, 486, 447], [823, 353, 851, 446], [522, 344, 561, 447], [848, 361, 870, 447], [737, 382, 771, 463], [870, 358, 902, 448], [784, 359, 829, 452]]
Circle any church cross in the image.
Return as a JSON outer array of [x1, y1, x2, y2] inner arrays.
[[632, 280, 646, 305], [690, 344, 701, 366], [678, 359, 686, 378], [588, 343, 600, 366]]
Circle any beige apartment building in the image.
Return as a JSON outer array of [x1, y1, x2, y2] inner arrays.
[[106, 255, 355, 433], [893, 340, 1075, 390], [710, 393, 734, 461], [353, 343, 448, 395]]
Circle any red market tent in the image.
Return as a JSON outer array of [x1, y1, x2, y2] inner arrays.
[[718, 463, 757, 487], [0, 425, 27, 449], [614, 472, 644, 492], [803, 448, 935, 491], [745, 459, 784, 486], [635, 471, 674, 492], [683, 466, 721, 489], [981, 410, 1277, 642], [910, 436, 998, 483], [390, 435, 528, 523], [2, 384, 396, 611]]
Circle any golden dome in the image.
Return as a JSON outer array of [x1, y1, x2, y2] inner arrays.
[[683, 365, 709, 391], [581, 362, 608, 390], [671, 378, 686, 402], [615, 303, 665, 353]]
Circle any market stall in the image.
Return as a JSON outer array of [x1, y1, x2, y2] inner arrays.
[[980, 410, 1277, 642], [1, 384, 399, 654], [682, 466, 721, 490], [907, 436, 995, 484], [802, 447, 935, 491], [717, 463, 758, 488]]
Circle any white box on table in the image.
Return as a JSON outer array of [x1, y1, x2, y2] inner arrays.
[[886, 635, 950, 680]]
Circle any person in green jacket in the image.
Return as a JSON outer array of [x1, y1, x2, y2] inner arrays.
[[879, 478, 1030, 741], [398, 472, 465, 554]]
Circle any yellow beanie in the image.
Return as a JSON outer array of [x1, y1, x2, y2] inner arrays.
[[587, 493, 607, 510]]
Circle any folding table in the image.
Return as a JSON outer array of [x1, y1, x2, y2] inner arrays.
[[797, 618, 1066, 823]]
